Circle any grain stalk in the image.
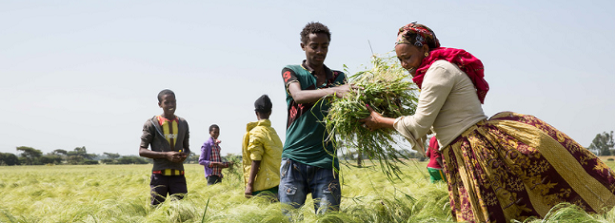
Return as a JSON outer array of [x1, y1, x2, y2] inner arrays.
[[324, 53, 419, 181]]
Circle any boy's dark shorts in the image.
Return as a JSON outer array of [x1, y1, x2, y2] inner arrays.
[[206, 175, 222, 185], [150, 174, 187, 205]]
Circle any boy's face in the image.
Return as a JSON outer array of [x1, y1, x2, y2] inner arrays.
[[158, 94, 176, 116], [301, 33, 329, 68], [210, 128, 220, 140]]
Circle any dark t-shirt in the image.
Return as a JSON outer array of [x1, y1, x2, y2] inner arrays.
[[281, 61, 346, 169]]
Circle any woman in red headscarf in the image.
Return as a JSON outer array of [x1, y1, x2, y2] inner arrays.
[[360, 22, 615, 222]]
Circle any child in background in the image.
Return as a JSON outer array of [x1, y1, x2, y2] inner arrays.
[[242, 94, 283, 199], [139, 89, 190, 206], [426, 136, 445, 183], [199, 124, 232, 185]]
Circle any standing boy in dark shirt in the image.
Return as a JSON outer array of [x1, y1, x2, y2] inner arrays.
[[139, 89, 190, 206], [280, 22, 351, 215]]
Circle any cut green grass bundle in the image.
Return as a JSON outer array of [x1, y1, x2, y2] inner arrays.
[[326, 53, 419, 180]]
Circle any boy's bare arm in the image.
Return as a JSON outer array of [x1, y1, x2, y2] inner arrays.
[[139, 147, 183, 163], [287, 82, 351, 104], [245, 160, 261, 198]]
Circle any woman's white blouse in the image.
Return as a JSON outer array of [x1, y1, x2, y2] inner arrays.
[[394, 60, 487, 152]]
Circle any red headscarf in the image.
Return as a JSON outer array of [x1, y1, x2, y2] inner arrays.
[[397, 22, 489, 104], [413, 47, 489, 104]]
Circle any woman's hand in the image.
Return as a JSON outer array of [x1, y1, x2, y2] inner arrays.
[[359, 104, 396, 131]]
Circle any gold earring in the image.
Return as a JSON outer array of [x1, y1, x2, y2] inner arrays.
[[424, 52, 429, 57]]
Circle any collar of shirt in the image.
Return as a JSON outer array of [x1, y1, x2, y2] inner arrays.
[[157, 115, 178, 126], [301, 60, 333, 82], [246, 119, 271, 132]]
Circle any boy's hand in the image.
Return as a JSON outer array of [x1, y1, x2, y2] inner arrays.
[[212, 162, 229, 167], [331, 84, 351, 98], [222, 162, 231, 168], [178, 152, 188, 163], [166, 151, 184, 163], [244, 185, 253, 198]]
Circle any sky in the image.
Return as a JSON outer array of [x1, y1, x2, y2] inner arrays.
[[1, 0, 614, 157]]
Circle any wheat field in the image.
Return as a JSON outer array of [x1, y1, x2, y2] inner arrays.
[[1, 161, 614, 223]]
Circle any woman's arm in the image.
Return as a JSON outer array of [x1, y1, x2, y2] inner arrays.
[[362, 64, 456, 146]]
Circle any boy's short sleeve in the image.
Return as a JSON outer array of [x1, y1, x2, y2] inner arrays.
[[282, 68, 299, 93], [140, 120, 153, 149], [247, 131, 264, 161], [333, 71, 346, 85]]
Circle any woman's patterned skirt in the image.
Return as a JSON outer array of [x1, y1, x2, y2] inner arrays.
[[442, 112, 615, 222]]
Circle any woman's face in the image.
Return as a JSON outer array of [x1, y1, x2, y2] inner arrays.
[[395, 43, 427, 77]]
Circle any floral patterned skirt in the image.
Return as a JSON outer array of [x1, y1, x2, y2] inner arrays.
[[441, 112, 615, 222]]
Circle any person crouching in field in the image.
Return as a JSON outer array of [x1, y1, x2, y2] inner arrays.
[[426, 136, 445, 183], [242, 94, 283, 199], [139, 89, 190, 206], [199, 124, 232, 185]]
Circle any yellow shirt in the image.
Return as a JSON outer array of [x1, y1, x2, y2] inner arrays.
[[242, 119, 283, 191]]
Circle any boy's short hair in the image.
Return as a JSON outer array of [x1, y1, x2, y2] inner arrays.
[[254, 94, 272, 113], [157, 89, 175, 102], [300, 22, 331, 44], [209, 124, 219, 132]]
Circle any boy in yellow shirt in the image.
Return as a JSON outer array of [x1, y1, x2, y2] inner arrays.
[[242, 94, 283, 199]]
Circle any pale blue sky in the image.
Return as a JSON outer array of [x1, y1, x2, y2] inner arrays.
[[1, 0, 614, 156]]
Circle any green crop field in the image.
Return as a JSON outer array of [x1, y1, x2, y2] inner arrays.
[[1, 161, 615, 223]]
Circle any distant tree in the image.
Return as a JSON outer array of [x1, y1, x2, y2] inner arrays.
[[39, 155, 62, 165], [16, 146, 43, 165], [53, 149, 68, 156], [66, 155, 84, 165], [65, 146, 99, 164], [103, 152, 121, 159], [81, 160, 99, 165], [51, 149, 68, 163], [100, 159, 116, 164], [0, 153, 20, 166], [588, 131, 615, 156], [69, 146, 93, 159], [117, 156, 148, 164], [88, 153, 99, 160], [185, 152, 199, 163]]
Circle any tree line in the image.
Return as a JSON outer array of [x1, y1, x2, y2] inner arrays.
[[0, 146, 154, 166]]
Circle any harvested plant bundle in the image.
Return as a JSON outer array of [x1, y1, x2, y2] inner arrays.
[[326, 54, 419, 180]]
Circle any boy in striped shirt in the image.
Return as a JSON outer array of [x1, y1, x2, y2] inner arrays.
[[139, 89, 190, 206]]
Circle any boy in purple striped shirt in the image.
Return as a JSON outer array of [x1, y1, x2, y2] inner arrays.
[[199, 124, 232, 185]]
